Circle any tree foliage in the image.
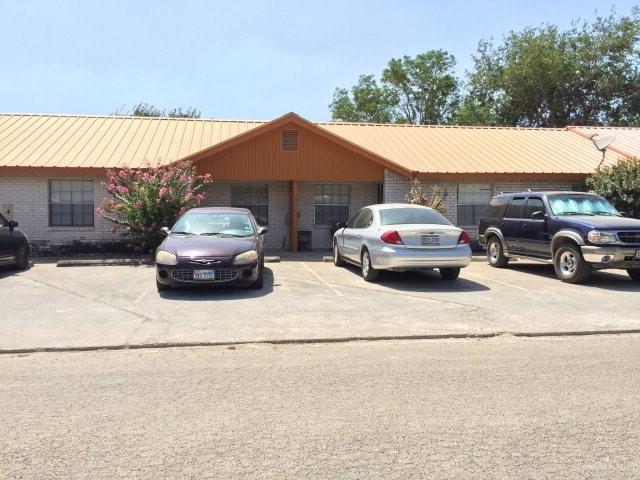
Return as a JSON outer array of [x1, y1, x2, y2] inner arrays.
[[330, 50, 459, 124], [457, 8, 640, 127], [97, 161, 212, 249], [113, 102, 201, 118], [586, 158, 640, 217]]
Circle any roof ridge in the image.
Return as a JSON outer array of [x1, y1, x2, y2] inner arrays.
[[317, 121, 566, 131], [569, 125, 640, 131], [0, 112, 269, 124]]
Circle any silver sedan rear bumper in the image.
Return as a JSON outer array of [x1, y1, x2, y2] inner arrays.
[[371, 245, 472, 270]]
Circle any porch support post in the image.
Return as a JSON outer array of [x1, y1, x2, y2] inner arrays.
[[289, 181, 298, 252]]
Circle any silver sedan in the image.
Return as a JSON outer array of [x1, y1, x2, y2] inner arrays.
[[333, 204, 472, 281]]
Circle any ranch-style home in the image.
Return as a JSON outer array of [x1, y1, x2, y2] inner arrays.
[[0, 111, 638, 253]]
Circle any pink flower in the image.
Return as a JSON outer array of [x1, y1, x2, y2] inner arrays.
[[134, 200, 143, 209], [118, 170, 128, 178], [117, 186, 129, 195], [159, 187, 170, 198], [107, 184, 116, 193]]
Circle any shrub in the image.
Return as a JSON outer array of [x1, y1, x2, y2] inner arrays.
[[97, 161, 212, 249], [586, 158, 640, 217], [405, 178, 446, 213]]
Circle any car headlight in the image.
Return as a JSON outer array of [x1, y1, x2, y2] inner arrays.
[[234, 250, 258, 265], [587, 230, 617, 244], [156, 250, 178, 265]]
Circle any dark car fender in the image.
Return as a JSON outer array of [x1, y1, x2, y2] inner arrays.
[[483, 227, 507, 251], [550, 229, 585, 254]]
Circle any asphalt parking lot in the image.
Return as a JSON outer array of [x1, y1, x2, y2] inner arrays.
[[1, 257, 639, 351]]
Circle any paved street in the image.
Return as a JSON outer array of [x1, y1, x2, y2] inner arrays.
[[1, 334, 639, 479], [1, 259, 640, 351]]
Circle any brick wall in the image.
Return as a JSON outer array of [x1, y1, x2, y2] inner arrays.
[[0, 176, 119, 252], [383, 169, 576, 237]]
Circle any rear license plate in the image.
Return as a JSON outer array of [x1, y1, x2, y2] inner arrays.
[[636, 249, 640, 260], [193, 269, 216, 280], [421, 234, 440, 246]]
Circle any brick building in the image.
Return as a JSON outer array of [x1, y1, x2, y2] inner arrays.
[[0, 112, 635, 253]]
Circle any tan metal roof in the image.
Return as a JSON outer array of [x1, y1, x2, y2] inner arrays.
[[319, 122, 618, 174], [0, 114, 265, 169], [569, 126, 640, 160], [0, 112, 620, 174]]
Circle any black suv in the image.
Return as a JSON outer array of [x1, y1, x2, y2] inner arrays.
[[0, 212, 30, 269], [478, 191, 640, 283]]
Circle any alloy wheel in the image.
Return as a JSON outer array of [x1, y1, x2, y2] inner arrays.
[[559, 251, 576, 276], [489, 243, 499, 263], [362, 252, 370, 276]]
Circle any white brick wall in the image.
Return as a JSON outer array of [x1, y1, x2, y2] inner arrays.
[[0, 176, 119, 251]]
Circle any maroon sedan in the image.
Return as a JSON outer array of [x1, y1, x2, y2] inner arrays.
[[155, 207, 267, 291]]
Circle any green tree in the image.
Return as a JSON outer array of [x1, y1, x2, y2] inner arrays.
[[329, 75, 398, 123], [458, 8, 640, 127], [113, 103, 201, 118], [330, 50, 459, 124], [586, 158, 640, 217]]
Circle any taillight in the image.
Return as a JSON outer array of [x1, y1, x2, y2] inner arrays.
[[381, 230, 404, 245], [458, 231, 470, 245]]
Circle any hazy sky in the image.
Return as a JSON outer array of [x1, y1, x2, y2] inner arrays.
[[1, 0, 637, 121]]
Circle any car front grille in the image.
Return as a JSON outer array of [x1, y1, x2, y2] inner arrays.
[[170, 269, 238, 282], [617, 231, 640, 244]]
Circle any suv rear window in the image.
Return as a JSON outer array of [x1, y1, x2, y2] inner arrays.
[[482, 198, 506, 218], [504, 197, 526, 219]]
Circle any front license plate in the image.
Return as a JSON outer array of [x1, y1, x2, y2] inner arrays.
[[421, 234, 440, 246], [636, 249, 640, 260], [193, 269, 216, 280]]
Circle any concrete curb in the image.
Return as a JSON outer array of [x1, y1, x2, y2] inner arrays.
[[57, 258, 152, 267], [3, 329, 640, 355], [56, 256, 281, 267]]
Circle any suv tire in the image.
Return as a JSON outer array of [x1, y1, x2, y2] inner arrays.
[[361, 249, 380, 282], [14, 244, 29, 270], [553, 244, 591, 283], [627, 269, 640, 281], [486, 237, 509, 268]]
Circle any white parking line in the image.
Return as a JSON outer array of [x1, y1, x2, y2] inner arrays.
[[300, 262, 344, 297], [135, 284, 154, 303], [464, 272, 528, 292]]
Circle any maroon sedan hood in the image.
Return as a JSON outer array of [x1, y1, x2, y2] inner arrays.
[[161, 235, 257, 258]]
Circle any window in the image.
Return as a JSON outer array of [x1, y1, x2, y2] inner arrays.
[[314, 184, 350, 226], [482, 197, 506, 219], [346, 210, 362, 228], [231, 184, 268, 225], [281, 129, 299, 151], [49, 180, 94, 226], [504, 197, 526, 219], [525, 197, 546, 219], [457, 184, 493, 225], [380, 208, 449, 226], [354, 208, 373, 228]]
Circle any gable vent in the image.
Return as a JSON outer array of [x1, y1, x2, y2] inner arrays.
[[281, 129, 299, 151]]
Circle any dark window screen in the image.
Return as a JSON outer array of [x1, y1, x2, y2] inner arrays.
[[504, 197, 526, 219]]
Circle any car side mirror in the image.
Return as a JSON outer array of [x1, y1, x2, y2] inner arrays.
[[8, 220, 18, 231], [160, 226, 170, 236], [335, 221, 347, 230], [258, 226, 268, 235], [531, 211, 547, 221]]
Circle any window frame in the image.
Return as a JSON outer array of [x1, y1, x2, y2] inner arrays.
[[48, 179, 95, 227], [230, 183, 269, 226], [313, 184, 351, 227], [457, 184, 493, 226]]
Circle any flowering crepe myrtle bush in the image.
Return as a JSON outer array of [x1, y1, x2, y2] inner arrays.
[[97, 161, 212, 249]]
